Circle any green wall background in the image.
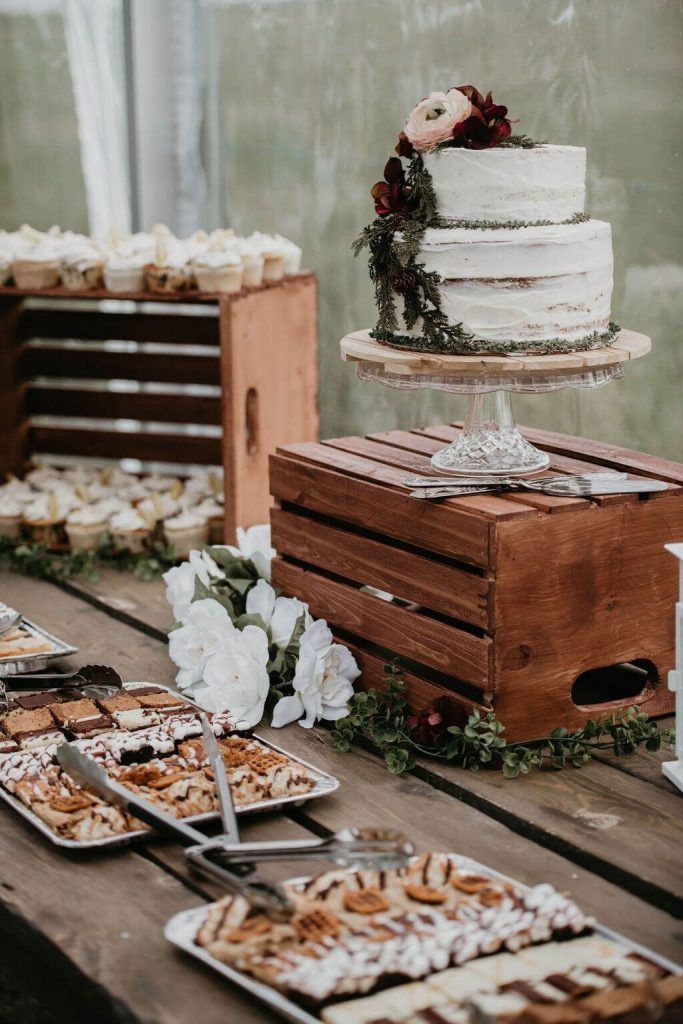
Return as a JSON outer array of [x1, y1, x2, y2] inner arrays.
[[203, 0, 682, 459]]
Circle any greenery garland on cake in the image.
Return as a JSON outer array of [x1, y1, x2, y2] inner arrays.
[[353, 85, 618, 356]]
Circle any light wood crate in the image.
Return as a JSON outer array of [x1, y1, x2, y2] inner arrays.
[[270, 425, 683, 741], [0, 275, 319, 539]]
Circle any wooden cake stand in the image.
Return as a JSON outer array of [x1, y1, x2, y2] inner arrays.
[[340, 329, 650, 475]]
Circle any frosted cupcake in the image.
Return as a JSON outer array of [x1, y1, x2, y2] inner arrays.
[[138, 492, 179, 525], [162, 509, 209, 559], [194, 498, 224, 544], [144, 238, 191, 294], [119, 478, 151, 505], [237, 240, 265, 287], [24, 464, 62, 490], [103, 253, 147, 293], [257, 235, 287, 282], [142, 474, 181, 494], [275, 235, 303, 275], [65, 503, 111, 551], [193, 249, 244, 294], [12, 242, 61, 289], [0, 478, 33, 505], [22, 491, 76, 548], [60, 246, 104, 291], [109, 507, 151, 554], [0, 496, 23, 541]]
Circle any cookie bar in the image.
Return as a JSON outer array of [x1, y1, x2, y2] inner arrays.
[[48, 698, 114, 738], [0, 706, 64, 750], [97, 693, 162, 731]]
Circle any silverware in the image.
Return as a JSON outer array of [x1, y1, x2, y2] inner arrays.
[[57, 743, 293, 919], [411, 485, 501, 499], [405, 472, 627, 490], [200, 712, 240, 844], [2, 664, 122, 694], [411, 478, 671, 500]]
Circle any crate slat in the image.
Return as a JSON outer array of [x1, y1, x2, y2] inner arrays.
[[273, 557, 492, 690], [271, 506, 492, 629], [21, 308, 219, 345], [26, 386, 222, 426], [23, 344, 220, 385], [29, 425, 222, 465], [270, 453, 492, 568]]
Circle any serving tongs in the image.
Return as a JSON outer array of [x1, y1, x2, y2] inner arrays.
[[1, 664, 123, 698], [57, 742, 294, 919]]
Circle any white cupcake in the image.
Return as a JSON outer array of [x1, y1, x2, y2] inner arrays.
[[144, 237, 191, 294], [138, 492, 179, 525], [256, 235, 287, 282], [194, 498, 224, 545], [275, 235, 303, 275], [65, 503, 111, 551], [193, 249, 244, 294], [103, 254, 146, 293], [109, 507, 151, 554], [22, 491, 77, 549], [0, 496, 23, 541], [119, 479, 151, 505], [0, 478, 34, 505], [24, 464, 62, 490], [62, 464, 101, 486], [60, 247, 104, 291], [142, 474, 181, 494], [237, 240, 265, 287], [162, 509, 209, 559], [12, 242, 61, 289]]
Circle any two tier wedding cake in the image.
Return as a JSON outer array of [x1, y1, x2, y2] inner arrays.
[[356, 85, 618, 355]]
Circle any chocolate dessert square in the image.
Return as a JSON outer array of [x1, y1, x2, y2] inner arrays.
[[65, 714, 114, 739], [123, 683, 166, 697], [12, 689, 81, 710]]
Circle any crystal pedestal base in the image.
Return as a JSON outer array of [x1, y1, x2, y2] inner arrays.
[[430, 392, 549, 475]]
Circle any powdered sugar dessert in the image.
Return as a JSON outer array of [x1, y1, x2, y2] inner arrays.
[[358, 84, 617, 355]]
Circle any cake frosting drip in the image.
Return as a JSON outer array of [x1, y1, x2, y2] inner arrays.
[[423, 145, 586, 224]]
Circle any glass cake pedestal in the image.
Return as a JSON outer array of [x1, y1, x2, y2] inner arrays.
[[340, 329, 651, 476]]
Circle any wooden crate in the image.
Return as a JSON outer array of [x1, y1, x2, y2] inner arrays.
[[270, 425, 683, 741], [0, 275, 318, 539]]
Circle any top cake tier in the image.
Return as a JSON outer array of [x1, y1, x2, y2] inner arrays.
[[422, 144, 586, 224]]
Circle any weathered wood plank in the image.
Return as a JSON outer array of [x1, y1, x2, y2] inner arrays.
[[22, 343, 221, 385], [270, 506, 493, 629], [21, 306, 219, 345], [26, 385, 222, 426], [29, 425, 222, 466], [270, 452, 492, 567]]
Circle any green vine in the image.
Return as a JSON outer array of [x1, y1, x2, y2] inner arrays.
[[0, 534, 179, 583], [331, 664, 674, 779], [375, 322, 621, 358]]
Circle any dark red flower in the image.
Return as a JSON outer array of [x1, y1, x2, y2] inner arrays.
[[395, 131, 415, 158], [407, 708, 446, 747], [449, 85, 514, 150], [370, 157, 416, 217]]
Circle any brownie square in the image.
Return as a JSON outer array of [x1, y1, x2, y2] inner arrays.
[[50, 698, 99, 727], [124, 684, 165, 697], [66, 714, 114, 738], [11, 689, 82, 710], [2, 707, 54, 739], [98, 694, 141, 715]]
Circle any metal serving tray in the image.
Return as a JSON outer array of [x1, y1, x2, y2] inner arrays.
[[0, 682, 339, 850], [0, 617, 78, 678], [164, 855, 682, 1024]]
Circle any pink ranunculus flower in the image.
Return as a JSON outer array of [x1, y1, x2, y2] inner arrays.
[[403, 88, 472, 153]]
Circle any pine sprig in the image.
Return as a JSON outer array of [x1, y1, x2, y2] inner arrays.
[[331, 664, 674, 779]]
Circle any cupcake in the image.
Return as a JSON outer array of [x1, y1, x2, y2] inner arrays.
[[0, 496, 23, 541], [162, 509, 209, 559], [24, 464, 62, 490], [257, 235, 287, 282], [0, 478, 34, 505], [65, 504, 111, 551], [12, 242, 61, 289], [194, 498, 224, 545], [22, 491, 76, 549], [138, 492, 180, 526], [193, 248, 244, 294], [109, 507, 151, 554], [142, 474, 181, 494], [144, 238, 191, 294], [275, 235, 303, 275], [103, 254, 146, 293], [60, 246, 104, 291], [237, 240, 265, 287], [118, 479, 151, 505]]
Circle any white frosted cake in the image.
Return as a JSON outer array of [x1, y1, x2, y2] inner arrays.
[[358, 85, 617, 355]]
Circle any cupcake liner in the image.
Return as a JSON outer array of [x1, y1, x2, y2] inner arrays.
[[12, 260, 60, 289], [262, 254, 285, 282], [104, 266, 145, 293], [242, 257, 265, 288], [195, 264, 244, 294], [65, 522, 108, 552], [61, 262, 104, 292], [144, 264, 191, 294], [283, 251, 302, 275], [24, 520, 67, 550], [111, 528, 150, 554], [163, 521, 210, 559]]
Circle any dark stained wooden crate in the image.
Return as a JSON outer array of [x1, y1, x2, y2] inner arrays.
[[0, 275, 319, 539], [270, 425, 683, 741]]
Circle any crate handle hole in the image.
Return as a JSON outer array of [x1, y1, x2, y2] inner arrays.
[[571, 659, 657, 710], [245, 387, 259, 456]]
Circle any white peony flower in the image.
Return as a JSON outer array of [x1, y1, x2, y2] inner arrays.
[[168, 598, 231, 689], [403, 88, 472, 152], [246, 578, 312, 648], [200, 623, 270, 729], [163, 548, 222, 620], [226, 523, 275, 581], [271, 619, 360, 729]]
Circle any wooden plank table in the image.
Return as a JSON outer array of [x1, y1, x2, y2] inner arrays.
[[0, 568, 681, 1024]]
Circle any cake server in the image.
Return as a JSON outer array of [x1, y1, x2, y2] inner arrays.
[[57, 743, 293, 918], [411, 478, 671, 500], [200, 712, 240, 845], [404, 472, 627, 489]]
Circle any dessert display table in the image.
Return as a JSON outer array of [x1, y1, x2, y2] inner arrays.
[[341, 329, 650, 474], [0, 568, 680, 1022]]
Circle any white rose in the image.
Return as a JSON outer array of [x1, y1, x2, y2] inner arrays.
[[167, 598, 230, 689], [271, 619, 360, 729], [163, 548, 222, 620], [225, 523, 275, 581], [403, 88, 472, 152], [200, 623, 270, 729], [246, 578, 312, 648]]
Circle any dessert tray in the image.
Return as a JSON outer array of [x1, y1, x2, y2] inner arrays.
[[0, 614, 78, 678], [165, 852, 682, 1024], [0, 681, 339, 849]]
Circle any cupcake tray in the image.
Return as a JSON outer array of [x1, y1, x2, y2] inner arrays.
[[164, 854, 682, 1024], [0, 617, 78, 679], [0, 683, 340, 850]]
